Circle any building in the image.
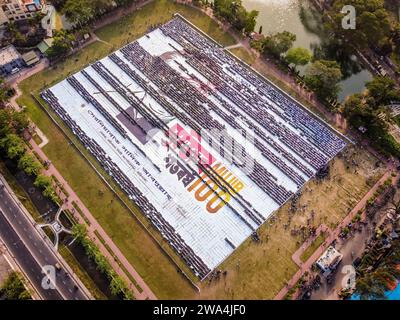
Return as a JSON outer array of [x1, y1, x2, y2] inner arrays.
[[316, 246, 343, 277], [0, 44, 24, 76], [0, 4, 8, 25], [37, 36, 53, 54], [0, 0, 46, 27], [21, 49, 39, 66]]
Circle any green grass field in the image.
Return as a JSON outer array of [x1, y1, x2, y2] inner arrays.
[[300, 233, 326, 263], [229, 47, 256, 66], [15, 0, 385, 300], [16, 0, 237, 300]]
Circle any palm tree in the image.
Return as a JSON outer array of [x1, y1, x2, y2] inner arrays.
[[355, 240, 400, 299]]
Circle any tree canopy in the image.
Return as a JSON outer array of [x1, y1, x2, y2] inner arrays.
[[252, 31, 296, 59], [327, 0, 394, 52], [344, 76, 400, 157], [0, 272, 31, 300], [285, 47, 313, 67], [365, 76, 400, 107], [213, 0, 259, 33], [304, 60, 343, 101], [46, 30, 76, 60]]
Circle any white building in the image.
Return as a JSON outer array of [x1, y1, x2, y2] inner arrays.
[[316, 246, 343, 277], [0, 0, 46, 27]]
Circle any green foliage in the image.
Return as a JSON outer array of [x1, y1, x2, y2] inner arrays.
[[285, 47, 312, 67], [355, 239, 400, 299], [213, 0, 259, 33], [327, 0, 393, 52], [73, 224, 134, 299], [18, 153, 42, 176], [365, 76, 400, 107], [304, 60, 343, 101], [46, 30, 76, 60], [34, 174, 58, 202], [0, 134, 26, 160], [0, 272, 31, 300], [63, 0, 96, 26], [62, 0, 137, 26], [252, 31, 296, 59], [0, 109, 29, 137], [0, 77, 16, 107], [344, 76, 400, 157]]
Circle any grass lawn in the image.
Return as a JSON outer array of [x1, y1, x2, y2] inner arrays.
[[95, 0, 236, 48], [196, 145, 385, 299], [229, 47, 256, 66], [16, 0, 239, 300], [300, 233, 326, 263], [15, 0, 386, 300], [32, 134, 43, 146]]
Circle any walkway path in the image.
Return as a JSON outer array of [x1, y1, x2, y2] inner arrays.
[[223, 43, 243, 50], [34, 126, 49, 148], [6, 57, 156, 300], [29, 139, 157, 300], [196, 4, 346, 131], [274, 165, 396, 300], [291, 224, 331, 268]]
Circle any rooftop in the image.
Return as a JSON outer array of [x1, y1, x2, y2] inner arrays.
[[0, 45, 22, 66], [316, 246, 343, 271], [22, 50, 40, 66]]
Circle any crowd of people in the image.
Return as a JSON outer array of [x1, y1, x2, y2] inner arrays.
[[41, 89, 212, 279], [160, 18, 347, 163], [40, 17, 349, 279], [120, 41, 294, 205]]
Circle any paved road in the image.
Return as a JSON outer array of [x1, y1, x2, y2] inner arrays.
[[30, 139, 157, 299], [0, 177, 89, 300]]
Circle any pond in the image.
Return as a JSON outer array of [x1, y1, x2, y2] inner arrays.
[[242, 0, 373, 101]]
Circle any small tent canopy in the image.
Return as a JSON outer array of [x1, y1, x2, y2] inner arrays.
[[22, 50, 40, 66]]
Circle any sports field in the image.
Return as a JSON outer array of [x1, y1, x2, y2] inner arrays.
[[16, 0, 385, 299]]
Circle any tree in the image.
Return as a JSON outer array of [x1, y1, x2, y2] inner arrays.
[[18, 154, 42, 176], [46, 30, 75, 60], [71, 224, 88, 242], [343, 82, 400, 158], [355, 240, 400, 299], [0, 134, 26, 160], [285, 47, 312, 68], [327, 0, 393, 52], [12, 111, 29, 134], [304, 60, 342, 101], [63, 0, 95, 26], [0, 109, 13, 137], [109, 275, 126, 297], [34, 174, 52, 189], [213, 0, 258, 33], [254, 31, 296, 59], [365, 76, 400, 107], [0, 272, 31, 300], [0, 109, 29, 138], [0, 77, 13, 107], [34, 174, 58, 202]]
